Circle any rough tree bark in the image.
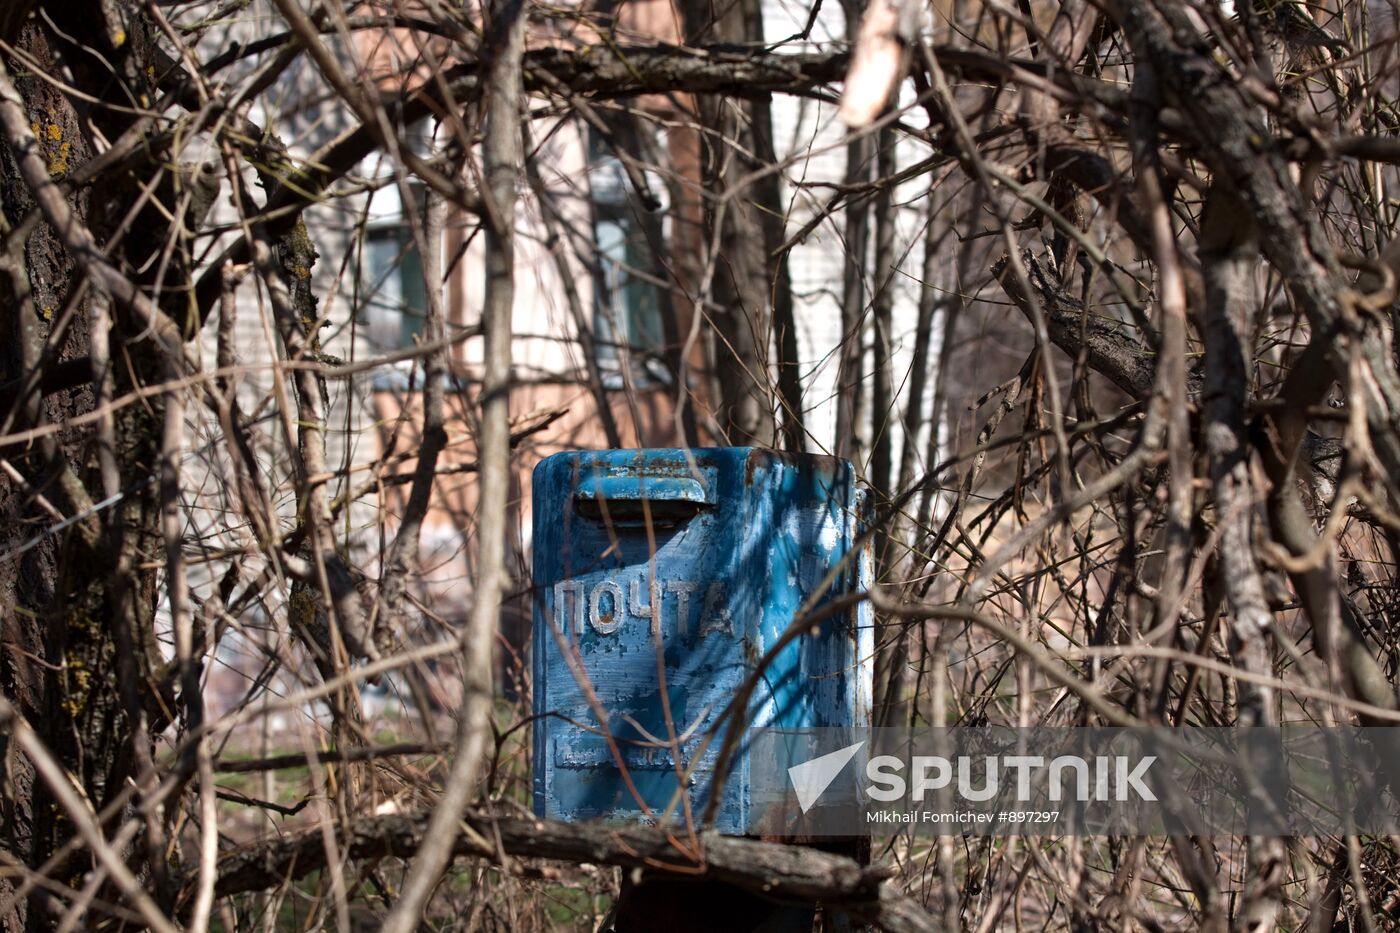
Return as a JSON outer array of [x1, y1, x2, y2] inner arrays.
[[682, 0, 783, 446], [0, 9, 173, 926]]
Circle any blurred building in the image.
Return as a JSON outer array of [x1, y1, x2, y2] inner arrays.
[[187, 0, 943, 717]]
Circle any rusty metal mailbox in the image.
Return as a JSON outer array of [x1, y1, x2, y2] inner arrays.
[[531, 447, 872, 833]]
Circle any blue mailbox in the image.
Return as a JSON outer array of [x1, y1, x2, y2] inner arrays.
[[532, 447, 873, 833]]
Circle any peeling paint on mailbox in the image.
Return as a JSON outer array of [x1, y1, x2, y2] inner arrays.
[[532, 448, 874, 833]]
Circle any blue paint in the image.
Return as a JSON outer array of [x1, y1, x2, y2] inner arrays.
[[532, 448, 874, 834]]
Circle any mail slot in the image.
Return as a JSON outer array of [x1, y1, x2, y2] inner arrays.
[[531, 448, 873, 833]]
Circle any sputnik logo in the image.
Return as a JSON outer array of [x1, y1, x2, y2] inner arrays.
[[788, 741, 865, 813]]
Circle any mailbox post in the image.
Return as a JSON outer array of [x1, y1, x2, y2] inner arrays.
[[532, 447, 873, 835]]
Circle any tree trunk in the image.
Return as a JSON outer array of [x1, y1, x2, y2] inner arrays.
[[0, 6, 170, 926], [683, 0, 781, 446]]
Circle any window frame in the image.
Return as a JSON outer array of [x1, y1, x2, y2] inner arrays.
[[585, 127, 672, 389]]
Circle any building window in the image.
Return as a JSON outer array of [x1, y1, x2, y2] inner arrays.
[[363, 214, 427, 351], [358, 118, 434, 357], [587, 128, 669, 385]]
